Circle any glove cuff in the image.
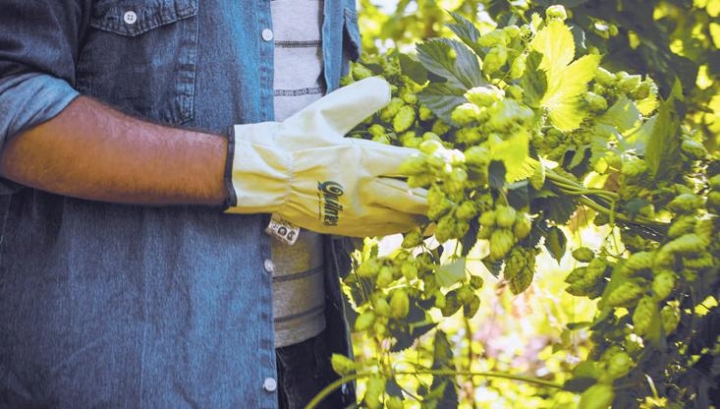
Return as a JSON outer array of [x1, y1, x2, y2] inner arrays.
[[222, 125, 237, 210], [223, 124, 293, 215]]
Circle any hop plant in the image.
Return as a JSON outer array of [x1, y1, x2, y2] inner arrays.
[[604, 280, 645, 308], [632, 296, 657, 337], [340, 6, 715, 407], [393, 105, 416, 133], [465, 85, 504, 107]]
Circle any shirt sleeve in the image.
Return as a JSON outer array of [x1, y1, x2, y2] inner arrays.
[[0, 1, 91, 192], [0, 73, 79, 144]]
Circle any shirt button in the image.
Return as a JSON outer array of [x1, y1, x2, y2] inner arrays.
[[262, 377, 277, 392], [263, 259, 275, 274], [261, 28, 274, 42], [123, 11, 138, 25]]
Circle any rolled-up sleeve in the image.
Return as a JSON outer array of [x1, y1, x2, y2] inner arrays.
[[0, 73, 79, 142], [0, 1, 90, 191]]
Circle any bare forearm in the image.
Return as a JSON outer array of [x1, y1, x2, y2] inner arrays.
[[0, 96, 228, 206]]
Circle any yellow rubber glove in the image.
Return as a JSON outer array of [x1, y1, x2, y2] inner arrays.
[[225, 77, 427, 237]]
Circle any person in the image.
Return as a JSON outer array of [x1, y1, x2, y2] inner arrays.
[[0, 1, 427, 408]]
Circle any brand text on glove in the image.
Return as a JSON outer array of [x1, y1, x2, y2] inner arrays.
[[318, 181, 344, 226]]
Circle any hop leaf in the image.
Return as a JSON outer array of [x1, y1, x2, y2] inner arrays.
[[487, 130, 531, 182], [531, 19, 601, 131]]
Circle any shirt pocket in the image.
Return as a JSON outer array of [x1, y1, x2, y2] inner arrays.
[[76, 0, 198, 125]]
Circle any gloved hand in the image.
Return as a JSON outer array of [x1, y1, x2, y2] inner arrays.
[[224, 77, 428, 237]]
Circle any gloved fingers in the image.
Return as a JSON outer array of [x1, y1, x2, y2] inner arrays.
[[279, 204, 425, 238], [355, 216, 429, 238], [329, 218, 426, 238], [283, 77, 391, 141], [352, 140, 424, 177], [366, 178, 429, 216]]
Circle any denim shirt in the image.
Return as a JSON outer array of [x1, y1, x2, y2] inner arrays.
[[0, 1, 360, 408]]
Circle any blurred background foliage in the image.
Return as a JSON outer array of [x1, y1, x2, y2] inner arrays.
[[351, 1, 719, 407]]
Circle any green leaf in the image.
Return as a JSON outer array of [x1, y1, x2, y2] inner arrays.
[[460, 219, 480, 257], [531, 19, 600, 131], [391, 322, 437, 353], [436, 257, 467, 288], [528, 157, 546, 190], [536, 195, 577, 225], [531, 19, 575, 73], [417, 83, 466, 123], [567, 145, 590, 170], [399, 53, 429, 84], [447, 12, 484, 56], [488, 160, 507, 190], [386, 379, 405, 398], [432, 330, 454, 367], [488, 131, 530, 182], [596, 96, 650, 156], [417, 39, 485, 90], [624, 115, 656, 155], [645, 80, 683, 181], [597, 96, 642, 135], [589, 128, 618, 171], [507, 181, 530, 209], [429, 331, 459, 409], [542, 54, 600, 131], [568, 22, 587, 52], [544, 226, 567, 263], [483, 259, 503, 277], [520, 52, 548, 108], [624, 198, 651, 220], [462, 294, 481, 318], [439, 289, 462, 317], [390, 300, 437, 352]]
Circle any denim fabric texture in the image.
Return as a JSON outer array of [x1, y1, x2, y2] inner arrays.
[[0, 1, 360, 408]]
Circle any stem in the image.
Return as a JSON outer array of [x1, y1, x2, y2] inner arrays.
[[577, 196, 662, 227], [463, 317, 480, 409], [543, 168, 668, 229], [306, 373, 369, 409], [545, 169, 620, 201], [401, 369, 565, 389], [305, 369, 565, 409]]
